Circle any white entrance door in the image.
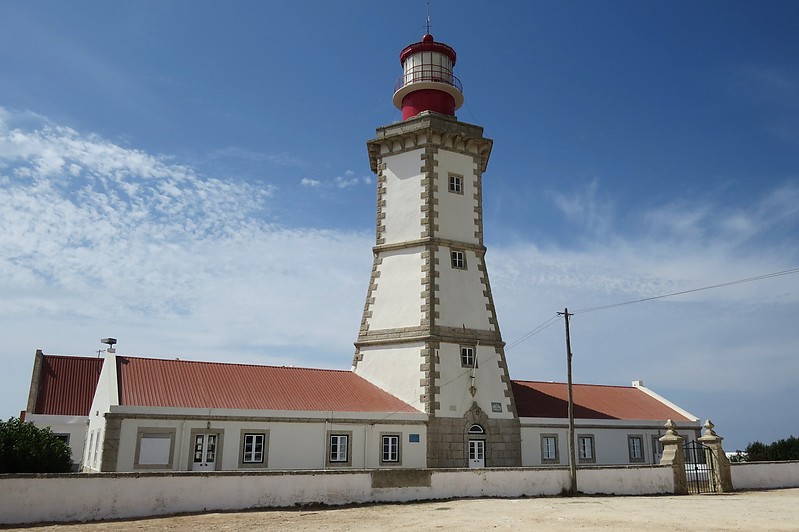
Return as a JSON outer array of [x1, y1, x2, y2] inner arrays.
[[468, 440, 485, 468], [192, 433, 217, 471]]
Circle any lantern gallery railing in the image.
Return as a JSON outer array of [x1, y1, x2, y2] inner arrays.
[[394, 65, 463, 93]]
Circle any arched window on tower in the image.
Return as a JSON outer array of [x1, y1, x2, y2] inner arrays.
[[468, 424, 485, 435]]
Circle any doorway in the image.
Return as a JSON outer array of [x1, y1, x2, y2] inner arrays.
[[468, 439, 485, 468], [192, 433, 218, 471]]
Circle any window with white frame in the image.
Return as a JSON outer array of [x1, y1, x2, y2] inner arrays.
[[460, 345, 476, 367], [243, 433, 264, 463], [381, 434, 400, 464], [238, 429, 269, 468], [328, 433, 350, 465], [628, 435, 644, 463], [448, 174, 463, 194], [578, 435, 595, 463], [541, 434, 559, 463], [451, 250, 466, 269]]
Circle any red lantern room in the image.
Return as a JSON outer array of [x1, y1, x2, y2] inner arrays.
[[392, 33, 464, 120]]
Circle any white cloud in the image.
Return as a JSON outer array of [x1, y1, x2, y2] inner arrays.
[[548, 178, 614, 236], [334, 175, 360, 188], [301, 171, 372, 190], [301, 177, 322, 187]]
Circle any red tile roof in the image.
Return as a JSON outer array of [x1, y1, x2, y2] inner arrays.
[[33, 355, 103, 416], [116, 356, 420, 413], [512, 380, 693, 422]]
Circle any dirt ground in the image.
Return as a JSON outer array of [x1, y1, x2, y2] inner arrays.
[[11, 488, 799, 531]]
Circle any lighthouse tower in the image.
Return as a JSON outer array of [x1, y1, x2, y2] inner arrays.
[[353, 33, 521, 467]]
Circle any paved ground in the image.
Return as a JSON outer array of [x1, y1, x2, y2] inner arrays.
[[11, 488, 799, 531]]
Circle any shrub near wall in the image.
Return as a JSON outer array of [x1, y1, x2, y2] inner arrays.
[[0, 418, 72, 473]]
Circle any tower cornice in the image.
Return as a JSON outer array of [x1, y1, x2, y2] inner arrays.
[[373, 237, 486, 256], [367, 111, 493, 174], [355, 324, 505, 349]]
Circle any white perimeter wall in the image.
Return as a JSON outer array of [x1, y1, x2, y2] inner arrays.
[[0, 466, 674, 525], [731, 461, 799, 490]]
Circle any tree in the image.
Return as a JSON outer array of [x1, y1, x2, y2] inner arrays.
[[741, 436, 799, 462], [0, 417, 72, 473]]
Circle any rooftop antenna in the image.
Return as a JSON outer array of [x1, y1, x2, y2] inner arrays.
[[426, 1, 431, 34]]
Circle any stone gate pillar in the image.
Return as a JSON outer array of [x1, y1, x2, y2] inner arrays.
[[659, 419, 688, 495], [698, 419, 734, 492]]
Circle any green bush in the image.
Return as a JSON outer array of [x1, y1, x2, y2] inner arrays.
[[743, 436, 799, 462], [0, 417, 72, 473]]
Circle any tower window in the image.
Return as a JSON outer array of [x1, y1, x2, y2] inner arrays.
[[451, 250, 466, 269], [448, 174, 463, 194], [460, 346, 476, 367]]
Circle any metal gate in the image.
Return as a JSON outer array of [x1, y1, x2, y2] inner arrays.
[[684, 440, 717, 494]]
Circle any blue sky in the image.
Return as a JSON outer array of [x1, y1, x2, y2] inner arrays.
[[1, 1, 797, 451]]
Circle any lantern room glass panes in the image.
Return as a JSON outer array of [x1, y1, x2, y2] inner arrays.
[[403, 51, 453, 86]]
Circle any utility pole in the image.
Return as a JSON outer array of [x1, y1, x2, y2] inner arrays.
[[558, 307, 577, 495]]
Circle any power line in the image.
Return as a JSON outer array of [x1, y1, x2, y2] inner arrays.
[[573, 267, 799, 315], [501, 266, 799, 351], [505, 314, 561, 351]]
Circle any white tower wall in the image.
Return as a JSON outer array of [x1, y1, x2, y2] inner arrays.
[[352, 343, 425, 412], [435, 247, 493, 331], [434, 150, 480, 245], [366, 247, 425, 330], [382, 149, 426, 245], [354, 112, 521, 467]]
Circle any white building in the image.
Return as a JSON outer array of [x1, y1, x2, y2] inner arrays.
[[24, 31, 700, 473]]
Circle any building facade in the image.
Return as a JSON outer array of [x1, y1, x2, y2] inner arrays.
[[24, 32, 701, 473]]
